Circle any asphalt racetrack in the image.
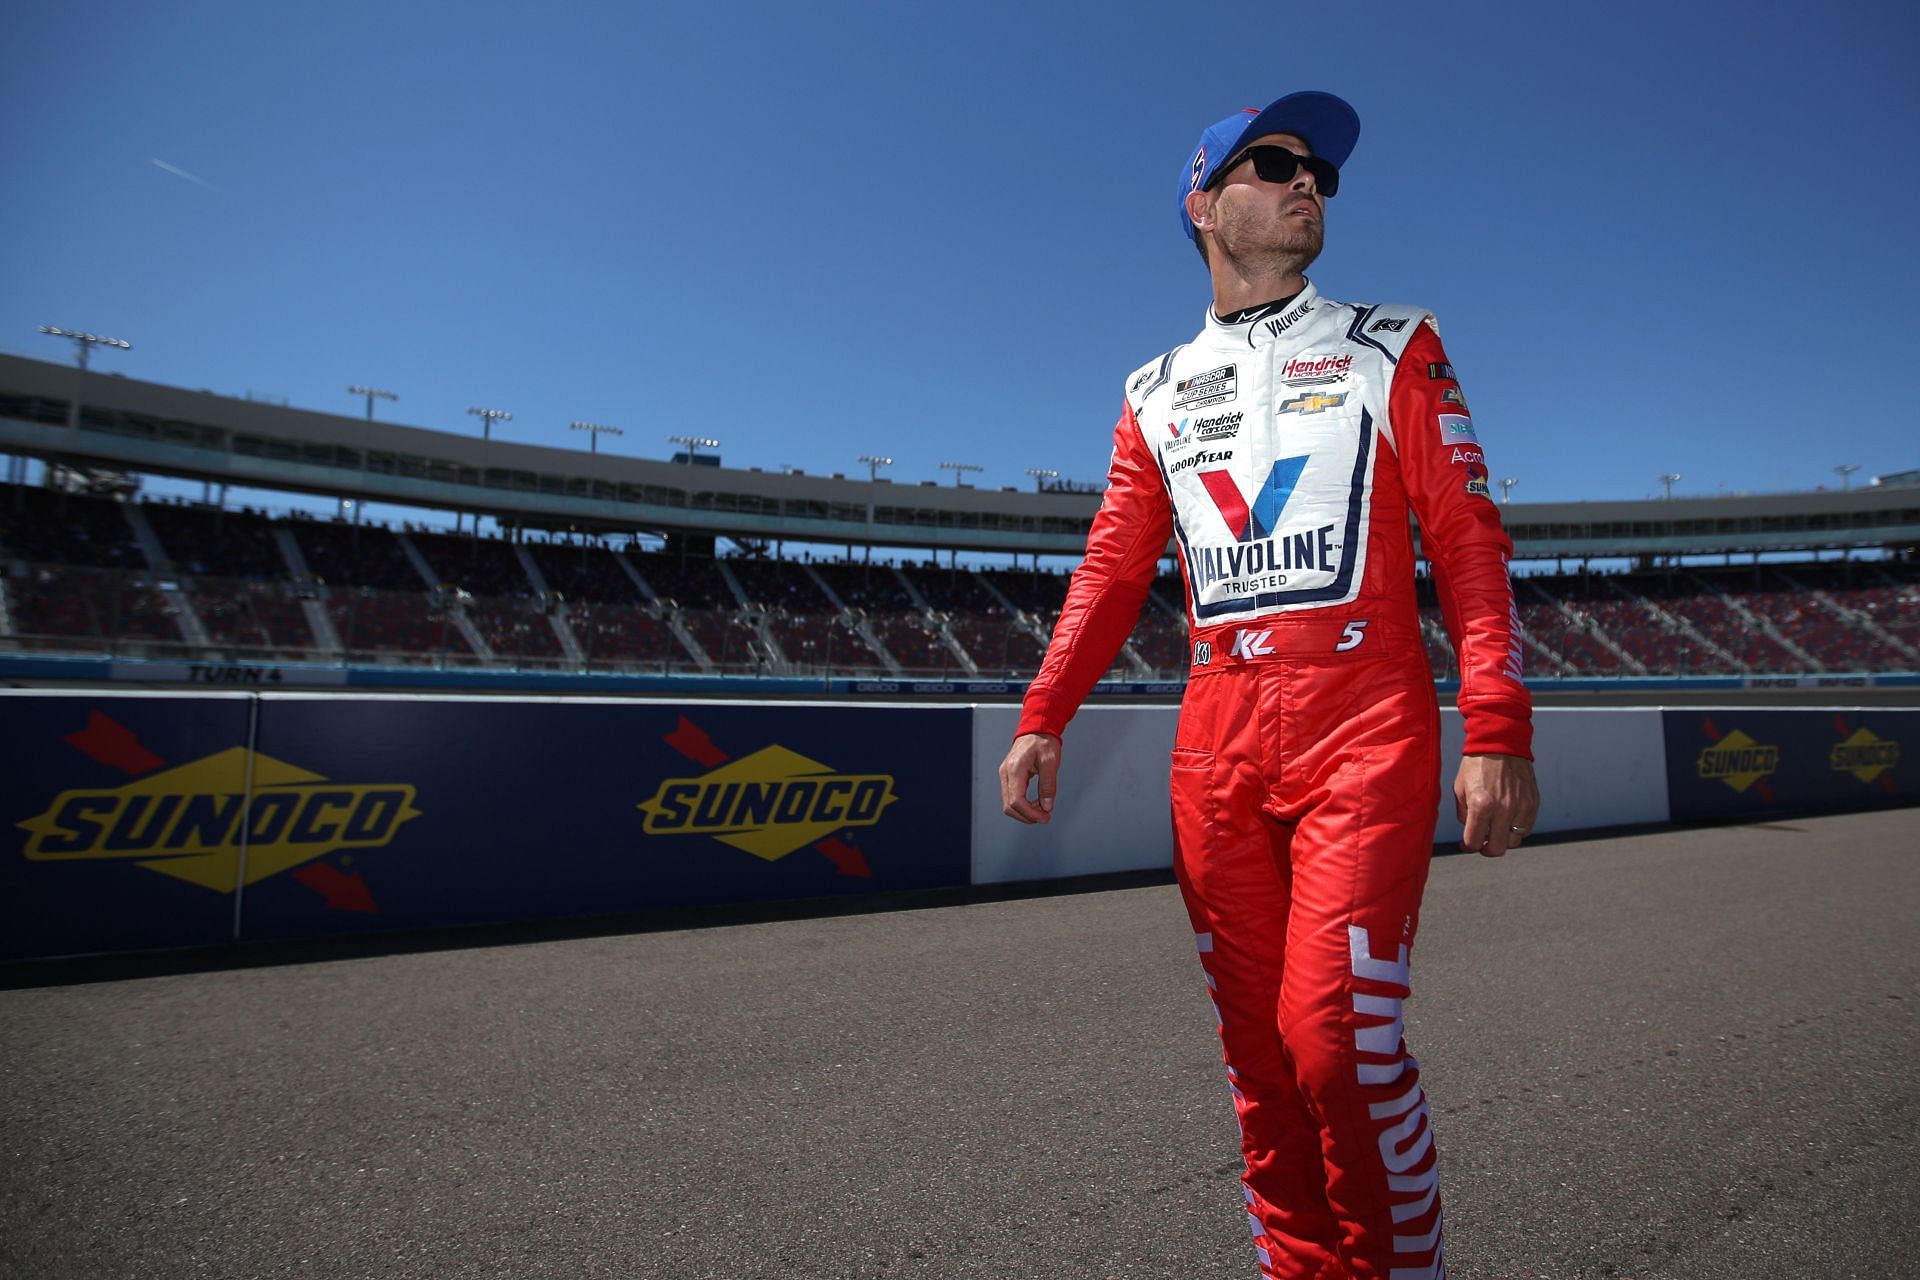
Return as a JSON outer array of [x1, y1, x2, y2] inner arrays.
[[3, 809, 1916, 1280]]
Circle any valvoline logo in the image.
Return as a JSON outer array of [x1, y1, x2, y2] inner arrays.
[[637, 716, 892, 877], [1197, 455, 1309, 542], [16, 710, 419, 910]]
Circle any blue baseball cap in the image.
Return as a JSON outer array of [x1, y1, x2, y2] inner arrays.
[[1179, 91, 1361, 241]]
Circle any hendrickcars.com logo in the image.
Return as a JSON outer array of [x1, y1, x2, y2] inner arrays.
[[1830, 718, 1900, 787], [1695, 719, 1779, 796], [638, 716, 894, 877], [15, 710, 419, 910]]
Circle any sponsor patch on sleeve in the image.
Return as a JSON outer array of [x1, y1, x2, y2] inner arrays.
[[1428, 362, 1456, 381], [1463, 459, 1491, 499], [1440, 386, 1467, 409], [1438, 413, 1478, 445]]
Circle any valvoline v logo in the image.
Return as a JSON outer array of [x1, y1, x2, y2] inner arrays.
[[1197, 455, 1309, 542], [15, 710, 420, 911], [637, 716, 893, 877]]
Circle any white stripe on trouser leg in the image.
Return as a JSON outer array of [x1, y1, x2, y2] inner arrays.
[[1367, 1081, 1424, 1121], [1377, 1100, 1433, 1173], [1390, 1178, 1437, 1223], [1393, 1218, 1442, 1253], [1348, 924, 1409, 985], [1352, 992, 1404, 1055], [1358, 1056, 1408, 1085], [1390, 1239, 1443, 1280], [1388, 1167, 1437, 1197]]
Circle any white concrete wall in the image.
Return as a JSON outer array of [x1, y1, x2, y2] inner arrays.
[[970, 704, 1179, 885], [972, 704, 1673, 885], [1431, 708, 1671, 846]]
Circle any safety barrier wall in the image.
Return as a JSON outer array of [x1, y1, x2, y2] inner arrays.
[[3, 651, 1919, 696], [2, 692, 1914, 960]]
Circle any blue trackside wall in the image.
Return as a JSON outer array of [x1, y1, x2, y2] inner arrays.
[[2, 693, 970, 960], [2, 691, 1914, 960], [3, 650, 1918, 696]]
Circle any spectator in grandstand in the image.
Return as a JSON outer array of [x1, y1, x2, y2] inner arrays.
[[997, 91, 1537, 1279]]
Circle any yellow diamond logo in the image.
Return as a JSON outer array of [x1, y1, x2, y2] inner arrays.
[[638, 744, 896, 861], [1830, 728, 1899, 784], [1696, 729, 1779, 793], [17, 747, 422, 892]]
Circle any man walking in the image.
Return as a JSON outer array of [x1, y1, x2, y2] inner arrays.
[[998, 92, 1539, 1279]]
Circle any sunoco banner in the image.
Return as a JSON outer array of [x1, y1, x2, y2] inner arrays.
[[1661, 708, 1916, 823], [3, 696, 969, 957], [3, 696, 255, 959]]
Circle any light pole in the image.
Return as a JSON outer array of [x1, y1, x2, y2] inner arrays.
[[1659, 472, 1681, 500], [37, 326, 132, 491], [1834, 463, 1860, 491], [349, 385, 397, 420], [939, 461, 984, 486], [39, 325, 131, 374], [467, 406, 512, 441], [1499, 476, 1518, 505], [1026, 467, 1059, 492], [858, 454, 892, 564], [573, 422, 624, 454], [462, 408, 514, 533], [667, 434, 719, 463]]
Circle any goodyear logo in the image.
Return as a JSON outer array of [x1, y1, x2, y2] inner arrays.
[[641, 717, 894, 871], [1831, 727, 1899, 784], [1696, 729, 1779, 793], [16, 745, 420, 892]]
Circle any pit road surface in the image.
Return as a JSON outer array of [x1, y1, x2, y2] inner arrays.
[[3, 809, 1915, 1279]]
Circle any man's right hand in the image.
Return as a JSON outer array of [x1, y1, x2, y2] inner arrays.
[[999, 733, 1062, 824]]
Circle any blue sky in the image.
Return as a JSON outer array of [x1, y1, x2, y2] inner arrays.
[[4, 0, 1916, 528]]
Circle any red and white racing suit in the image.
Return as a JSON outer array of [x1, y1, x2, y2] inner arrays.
[[1016, 282, 1532, 1280]]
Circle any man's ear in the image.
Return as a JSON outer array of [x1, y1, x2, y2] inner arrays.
[[1185, 187, 1215, 235]]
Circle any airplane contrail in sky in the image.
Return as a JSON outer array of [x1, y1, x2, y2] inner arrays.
[[150, 158, 217, 190]]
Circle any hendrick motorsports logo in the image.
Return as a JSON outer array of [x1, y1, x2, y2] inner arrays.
[[16, 710, 419, 909], [1830, 724, 1899, 785], [638, 716, 893, 876], [1695, 722, 1779, 795]]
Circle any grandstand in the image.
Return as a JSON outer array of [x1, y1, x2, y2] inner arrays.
[[2, 350, 1917, 681]]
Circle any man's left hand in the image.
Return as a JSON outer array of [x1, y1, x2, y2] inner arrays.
[[1455, 754, 1540, 858]]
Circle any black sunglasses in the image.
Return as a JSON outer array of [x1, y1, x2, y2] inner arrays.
[[1207, 145, 1340, 198]]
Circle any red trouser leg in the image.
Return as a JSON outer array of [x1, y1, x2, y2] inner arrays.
[[1171, 660, 1445, 1280]]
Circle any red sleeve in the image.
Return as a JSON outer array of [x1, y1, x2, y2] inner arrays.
[[1390, 323, 1533, 759], [1015, 398, 1173, 739]]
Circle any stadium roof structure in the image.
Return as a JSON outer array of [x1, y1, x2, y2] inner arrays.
[[3, 352, 1917, 560]]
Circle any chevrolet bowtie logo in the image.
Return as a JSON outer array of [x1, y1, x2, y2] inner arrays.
[[1278, 392, 1347, 416]]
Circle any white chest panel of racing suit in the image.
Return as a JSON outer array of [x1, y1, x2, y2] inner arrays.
[[1123, 280, 1422, 628]]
